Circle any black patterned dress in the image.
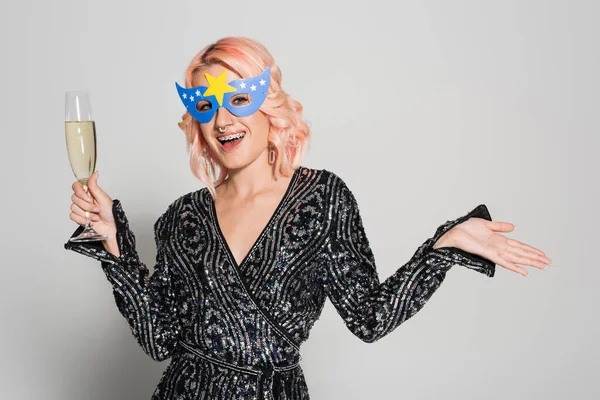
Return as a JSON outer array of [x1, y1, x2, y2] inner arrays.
[[64, 166, 495, 400]]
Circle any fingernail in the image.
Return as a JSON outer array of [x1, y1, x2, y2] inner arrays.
[[92, 215, 100, 221], [85, 196, 92, 202], [93, 207, 100, 213]]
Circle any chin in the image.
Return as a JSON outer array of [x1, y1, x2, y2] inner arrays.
[[215, 154, 251, 171], [216, 152, 265, 172]]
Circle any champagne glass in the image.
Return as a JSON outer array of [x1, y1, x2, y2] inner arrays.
[[65, 90, 108, 242]]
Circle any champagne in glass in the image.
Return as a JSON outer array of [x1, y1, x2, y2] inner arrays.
[[65, 120, 97, 186], [65, 91, 108, 242]]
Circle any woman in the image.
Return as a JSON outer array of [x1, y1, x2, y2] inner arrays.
[[65, 37, 551, 400]]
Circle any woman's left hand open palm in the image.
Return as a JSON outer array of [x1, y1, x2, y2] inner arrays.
[[446, 218, 552, 277]]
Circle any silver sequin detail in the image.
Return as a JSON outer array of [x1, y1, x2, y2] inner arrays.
[[64, 166, 495, 399]]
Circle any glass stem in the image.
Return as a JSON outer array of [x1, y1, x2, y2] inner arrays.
[[83, 184, 93, 230]]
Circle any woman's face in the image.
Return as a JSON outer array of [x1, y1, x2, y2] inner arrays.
[[193, 64, 271, 171]]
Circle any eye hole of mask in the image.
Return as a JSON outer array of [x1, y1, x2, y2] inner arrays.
[[196, 100, 212, 113], [229, 93, 252, 107]]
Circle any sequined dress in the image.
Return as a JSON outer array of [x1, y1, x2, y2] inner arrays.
[[64, 166, 495, 400]]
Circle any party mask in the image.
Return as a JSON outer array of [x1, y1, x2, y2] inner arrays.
[[175, 66, 270, 124]]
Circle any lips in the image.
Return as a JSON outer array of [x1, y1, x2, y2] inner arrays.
[[216, 131, 246, 143], [216, 131, 246, 152]]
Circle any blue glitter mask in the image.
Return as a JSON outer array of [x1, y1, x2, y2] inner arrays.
[[175, 66, 270, 124]]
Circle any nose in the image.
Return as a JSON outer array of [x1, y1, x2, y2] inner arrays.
[[214, 107, 233, 132]]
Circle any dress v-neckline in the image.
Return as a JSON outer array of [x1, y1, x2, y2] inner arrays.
[[208, 167, 302, 270]]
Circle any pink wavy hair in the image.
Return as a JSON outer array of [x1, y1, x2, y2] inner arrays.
[[177, 37, 311, 197]]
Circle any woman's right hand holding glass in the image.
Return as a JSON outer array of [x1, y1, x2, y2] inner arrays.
[[69, 171, 120, 257]]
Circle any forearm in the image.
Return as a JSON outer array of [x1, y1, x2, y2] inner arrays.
[[66, 200, 181, 361], [342, 250, 451, 343], [101, 259, 180, 361]]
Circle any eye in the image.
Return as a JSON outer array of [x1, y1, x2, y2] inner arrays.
[[196, 100, 211, 113], [229, 94, 252, 106]]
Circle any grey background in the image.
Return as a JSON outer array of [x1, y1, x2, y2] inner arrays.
[[1, 0, 597, 399]]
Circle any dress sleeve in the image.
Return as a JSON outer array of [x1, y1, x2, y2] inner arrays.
[[321, 176, 496, 343], [63, 199, 181, 361]]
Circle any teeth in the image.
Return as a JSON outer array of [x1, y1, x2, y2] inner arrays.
[[217, 132, 245, 142]]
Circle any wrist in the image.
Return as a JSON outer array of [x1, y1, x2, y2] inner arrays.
[[432, 230, 456, 250], [102, 232, 120, 258]]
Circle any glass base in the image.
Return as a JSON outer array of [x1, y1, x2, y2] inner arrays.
[[69, 225, 109, 242]]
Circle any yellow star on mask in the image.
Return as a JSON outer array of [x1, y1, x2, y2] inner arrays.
[[202, 70, 237, 107]]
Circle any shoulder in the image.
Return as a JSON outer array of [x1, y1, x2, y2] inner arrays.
[[297, 166, 357, 205], [153, 187, 211, 234], [297, 165, 349, 187]]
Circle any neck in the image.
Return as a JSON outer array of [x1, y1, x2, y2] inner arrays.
[[218, 149, 278, 198]]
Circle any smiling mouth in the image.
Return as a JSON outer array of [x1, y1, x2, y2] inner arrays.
[[217, 131, 246, 143], [216, 131, 246, 150]]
